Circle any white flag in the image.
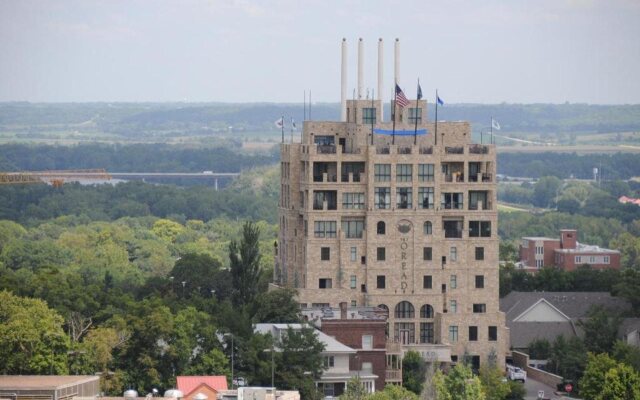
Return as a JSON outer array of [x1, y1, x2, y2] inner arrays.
[[491, 118, 501, 131], [275, 117, 284, 128], [291, 118, 296, 130]]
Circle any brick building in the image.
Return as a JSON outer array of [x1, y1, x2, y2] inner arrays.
[[519, 229, 621, 272], [303, 303, 402, 391], [274, 38, 507, 371]]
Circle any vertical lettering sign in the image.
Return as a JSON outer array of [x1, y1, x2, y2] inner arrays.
[[397, 220, 413, 293]]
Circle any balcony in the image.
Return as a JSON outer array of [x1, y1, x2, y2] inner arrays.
[[419, 146, 433, 155], [376, 147, 390, 155], [445, 146, 464, 154], [342, 146, 362, 154], [313, 173, 338, 183], [398, 147, 412, 154], [441, 201, 464, 210], [469, 144, 489, 154], [469, 200, 493, 210], [317, 145, 336, 154]]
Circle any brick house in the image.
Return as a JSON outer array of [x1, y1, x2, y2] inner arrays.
[[519, 229, 620, 272]]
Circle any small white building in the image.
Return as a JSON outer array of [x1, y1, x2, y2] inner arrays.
[[254, 323, 377, 398]]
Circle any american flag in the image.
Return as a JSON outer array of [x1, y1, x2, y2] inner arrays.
[[395, 84, 410, 108]]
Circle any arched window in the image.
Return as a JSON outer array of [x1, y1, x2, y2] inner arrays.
[[377, 304, 389, 314], [423, 221, 432, 235], [394, 301, 415, 319], [377, 221, 386, 235], [420, 304, 434, 318]]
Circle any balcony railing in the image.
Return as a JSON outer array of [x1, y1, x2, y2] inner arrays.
[[445, 146, 464, 154], [444, 173, 465, 183], [342, 147, 362, 154], [386, 369, 402, 382], [313, 174, 338, 183], [468, 173, 493, 183], [469, 200, 492, 210], [317, 145, 336, 154], [469, 144, 489, 154], [398, 147, 412, 154], [419, 146, 433, 154], [376, 147, 390, 154], [341, 173, 362, 183], [313, 200, 337, 210], [441, 202, 464, 210]]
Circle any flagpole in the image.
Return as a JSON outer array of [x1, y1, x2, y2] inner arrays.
[[281, 115, 284, 143], [309, 91, 312, 121], [304, 90, 306, 121], [434, 90, 438, 146], [290, 117, 294, 142], [490, 116, 493, 145], [414, 79, 419, 145], [392, 82, 397, 145]]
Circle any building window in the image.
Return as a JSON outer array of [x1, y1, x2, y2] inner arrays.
[[350, 247, 357, 262], [313, 190, 337, 210], [420, 304, 434, 318], [324, 356, 335, 368], [469, 221, 491, 237], [377, 275, 386, 289], [604, 256, 610, 264], [396, 164, 413, 182], [362, 335, 373, 350], [351, 300, 357, 307], [418, 164, 435, 182], [441, 192, 463, 209], [475, 275, 485, 289], [423, 275, 432, 289], [342, 219, 365, 238], [450, 275, 457, 289], [396, 187, 413, 209], [321, 247, 330, 261], [589, 256, 596, 263], [444, 219, 464, 238], [394, 322, 415, 344], [377, 221, 386, 234], [375, 187, 391, 209], [377, 247, 386, 261], [469, 326, 478, 341], [319, 278, 332, 289], [363, 107, 376, 124], [394, 301, 415, 318], [423, 247, 433, 261], [418, 187, 435, 209], [449, 326, 458, 342], [536, 259, 543, 269], [423, 221, 433, 235], [575, 256, 582, 264], [536, 246, 544, 255], [342, 192, 365, 209], [475, 247, 484, 260], [408, 107, 422, 124], [450, 247, 457, 262], [488, 326, 498, 341], [473, 304, 486, 313], [350, 275, 357, 289], [374, 164, 391, 182], [420, 322, 434, 344], [450, 300, 457, 314], [314, 221, 337, 238]]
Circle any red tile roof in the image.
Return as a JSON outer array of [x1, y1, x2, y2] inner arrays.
[[176, 376, 228, 396]]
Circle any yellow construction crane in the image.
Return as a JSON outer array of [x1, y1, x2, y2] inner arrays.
[[0, 169, 111, 187]]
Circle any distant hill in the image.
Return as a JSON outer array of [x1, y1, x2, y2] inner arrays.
[[1, 102, 639, 139]]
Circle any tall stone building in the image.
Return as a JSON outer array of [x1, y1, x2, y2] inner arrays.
[[275, 39, 506, 369]]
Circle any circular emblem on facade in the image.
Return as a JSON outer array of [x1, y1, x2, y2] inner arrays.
[[397, 220, 412, 234]]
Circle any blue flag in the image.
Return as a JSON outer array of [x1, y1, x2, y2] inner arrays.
[[437, 95, 444, 106]]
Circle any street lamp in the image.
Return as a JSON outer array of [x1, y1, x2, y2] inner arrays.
[[224, 333, 235, 389], [264, 343, 275, 388]]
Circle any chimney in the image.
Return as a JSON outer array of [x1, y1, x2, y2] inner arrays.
[[357, 38, 364, 99], [394, 38, 400, 86], [339, 302, 348, 319], [560, 229, 577, 250], [341, 38, 348, 122], [378, 38, 384, 121]]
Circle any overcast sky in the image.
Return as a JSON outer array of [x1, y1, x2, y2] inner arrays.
[[1, 0, 639, 104]]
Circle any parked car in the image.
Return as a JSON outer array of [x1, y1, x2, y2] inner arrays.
[[507, 365, 527, 382]]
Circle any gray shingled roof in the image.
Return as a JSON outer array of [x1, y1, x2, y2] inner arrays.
[[500, 291, 631, 320], [508, 321, 577, 349]]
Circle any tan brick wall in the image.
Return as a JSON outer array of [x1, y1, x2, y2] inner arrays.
[[277, 99, 505, 369]]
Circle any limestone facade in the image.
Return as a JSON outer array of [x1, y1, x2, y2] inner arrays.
[[276, 99, 507, 368]]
